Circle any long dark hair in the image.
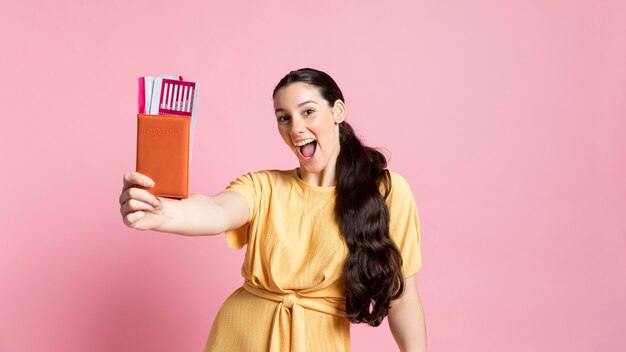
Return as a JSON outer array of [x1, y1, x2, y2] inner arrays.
[[273, 68, 405, 326]]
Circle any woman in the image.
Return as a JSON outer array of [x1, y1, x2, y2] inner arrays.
[[119, 68, 426, 351]]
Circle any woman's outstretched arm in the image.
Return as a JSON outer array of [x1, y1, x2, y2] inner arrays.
[[388, 275, 427, 352], [120, 171, 249, 236]]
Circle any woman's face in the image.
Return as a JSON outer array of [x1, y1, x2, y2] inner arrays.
[[273, 82, 346, 179]]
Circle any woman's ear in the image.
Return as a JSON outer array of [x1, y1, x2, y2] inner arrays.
[[333, 99, 346, 124]]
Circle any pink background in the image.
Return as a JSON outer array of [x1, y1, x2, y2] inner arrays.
[[1, 0, 624, 351]]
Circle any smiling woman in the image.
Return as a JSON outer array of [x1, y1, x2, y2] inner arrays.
[[273, 81, 345, 187], [119, 68, 426, 352]]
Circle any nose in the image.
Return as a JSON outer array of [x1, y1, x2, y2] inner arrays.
[[290, 116, 305, 135]]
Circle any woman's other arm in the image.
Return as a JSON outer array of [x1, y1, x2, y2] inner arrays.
[[119, 171, 249, 236], [388, 275, 427, 352]]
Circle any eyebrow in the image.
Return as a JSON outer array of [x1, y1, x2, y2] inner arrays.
[[275, 100, 318, 113]]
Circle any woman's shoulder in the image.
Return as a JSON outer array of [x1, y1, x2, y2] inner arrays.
[[384, 170, 417, 201], [387, 170, 411, 191], [387, 170, 407, 182], [231, 168, 297, 186]]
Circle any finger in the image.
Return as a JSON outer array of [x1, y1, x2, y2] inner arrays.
[[123, 211, 146, 228], [122, 171, 154, 191], [119, 189, 160, 214], [119, 187, 161, 209], [122, 172, 155, 192], [124, 211, 161, 231], [120, 198, 156, 217], [136, 211, 163, 230]]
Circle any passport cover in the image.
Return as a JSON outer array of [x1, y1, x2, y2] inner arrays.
[[136, 114, 190, 199]]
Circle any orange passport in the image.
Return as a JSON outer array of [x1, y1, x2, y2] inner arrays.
[[136, 114, 190, 199]]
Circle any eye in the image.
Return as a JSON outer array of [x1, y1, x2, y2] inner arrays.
[[277, 115, 290, 123], [303, 108, 315, 116]]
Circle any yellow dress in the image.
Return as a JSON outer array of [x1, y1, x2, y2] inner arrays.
[[205, 169, 422, 351]]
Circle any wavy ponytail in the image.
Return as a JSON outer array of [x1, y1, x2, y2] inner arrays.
[[273, 68, 405, 326], [335, 122, 404, 326]]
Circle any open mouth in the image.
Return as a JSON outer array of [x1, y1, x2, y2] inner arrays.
[[295, 139, 317, 159]]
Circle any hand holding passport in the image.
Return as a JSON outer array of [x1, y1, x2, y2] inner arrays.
[[120, 171, 167, 230], [135, 75, 198, 199]]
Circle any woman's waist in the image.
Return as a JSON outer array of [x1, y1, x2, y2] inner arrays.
[[241, 281, 347, 317]]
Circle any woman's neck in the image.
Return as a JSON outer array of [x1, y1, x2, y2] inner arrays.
[[297, 166, 336, 187]]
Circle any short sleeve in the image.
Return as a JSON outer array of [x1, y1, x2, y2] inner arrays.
[[386, 172, 422, 278], [223, 172, 258, 250]]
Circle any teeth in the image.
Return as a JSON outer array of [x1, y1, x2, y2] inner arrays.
[[293, 138, 315, 147]]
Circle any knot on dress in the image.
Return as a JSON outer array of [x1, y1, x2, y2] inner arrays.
[[282, 294, 297, 308], [242, 282, 347, 352]]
